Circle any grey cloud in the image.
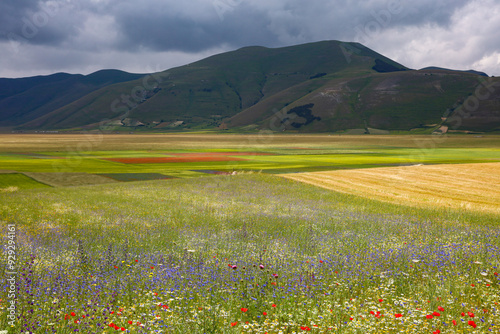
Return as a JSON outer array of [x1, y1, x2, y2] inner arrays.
[[0, 0, 475, 52], [0, 0, 499, 78], [0, 0, 84, 46], [112, 1, 280, 52]]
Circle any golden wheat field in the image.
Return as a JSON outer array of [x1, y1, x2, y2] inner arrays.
[[282, 162, 500, 214]]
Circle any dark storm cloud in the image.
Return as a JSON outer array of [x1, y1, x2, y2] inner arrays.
[[0, 0, 84, 46], [109, 0, 474, 52], [0, 0, 473, 52], [0, 0, 498, 78], [112, 2, 280, 52]]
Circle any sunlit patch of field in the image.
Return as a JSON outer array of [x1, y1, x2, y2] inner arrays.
[[282, 162, 500, 214], [0, 173, 51, 190]]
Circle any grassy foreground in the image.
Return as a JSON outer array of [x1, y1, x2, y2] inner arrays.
[[1, 173, 499, 333]]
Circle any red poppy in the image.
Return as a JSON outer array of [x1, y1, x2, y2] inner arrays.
[[271, 304, 276, 308], [468, 311, 475, 318], [437, 306, 444, 312], [231, 322, 238, 327], [150, 266, 154, 269], [241, 308, 248, 312], [263, 312, 267, 316], [468, 320, 477, 328], [461, 312, 465, 317], [426, 314, 433, 319], [319, 260, 323, 263], [128, 321, 133, 325], [433, 330, 441, 334], [70, 312, 76, 317], [378, 299, 383, 303], [452, 320, 457, 326], [300, 326, 311, 331], [395, 313, 403, 318], [135, 259, 138, 262], [120, 327, 125, 331], [432, 312, 441, 317]]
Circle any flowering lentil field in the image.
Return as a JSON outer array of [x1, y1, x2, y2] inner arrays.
[[1, 174, 499, 334], [0, 134, 499, 334]]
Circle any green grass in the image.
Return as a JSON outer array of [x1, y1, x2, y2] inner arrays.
[[0, 173, 50, 190]]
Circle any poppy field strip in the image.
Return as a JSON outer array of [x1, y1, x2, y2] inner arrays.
[[0, 173, 499, 333]]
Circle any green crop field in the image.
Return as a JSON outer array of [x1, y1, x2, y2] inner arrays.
[[0, 134, 499, 333], [1, 134, 499, 187], [0, 173, 50, 191]]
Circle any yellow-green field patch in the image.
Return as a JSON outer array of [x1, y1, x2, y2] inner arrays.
[[0, 173, 51, 190]]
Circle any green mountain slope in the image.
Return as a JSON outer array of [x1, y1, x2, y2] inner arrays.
[[0, 70, 145, 127], [17, 41, 409, 130], [3, 40, 499, 132], [233, 69, 498, 132]]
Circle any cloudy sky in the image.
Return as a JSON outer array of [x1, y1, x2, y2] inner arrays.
[[0, 0, 499, 78]]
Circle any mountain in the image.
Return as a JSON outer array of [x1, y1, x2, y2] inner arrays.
[[0, 70, 144, 127], [2, 41, 499, 133]]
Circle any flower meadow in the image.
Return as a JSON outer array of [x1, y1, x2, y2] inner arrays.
[[0, 174, 499, 333]]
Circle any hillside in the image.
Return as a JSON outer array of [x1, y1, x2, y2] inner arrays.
[[0, 70, 144, 127], [2, 41, 499, 133]]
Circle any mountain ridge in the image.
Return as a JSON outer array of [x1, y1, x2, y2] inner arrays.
[[1, 40, 499, 133]]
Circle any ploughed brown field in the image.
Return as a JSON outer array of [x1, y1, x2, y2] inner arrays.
[[281, 162, 500, 214]]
